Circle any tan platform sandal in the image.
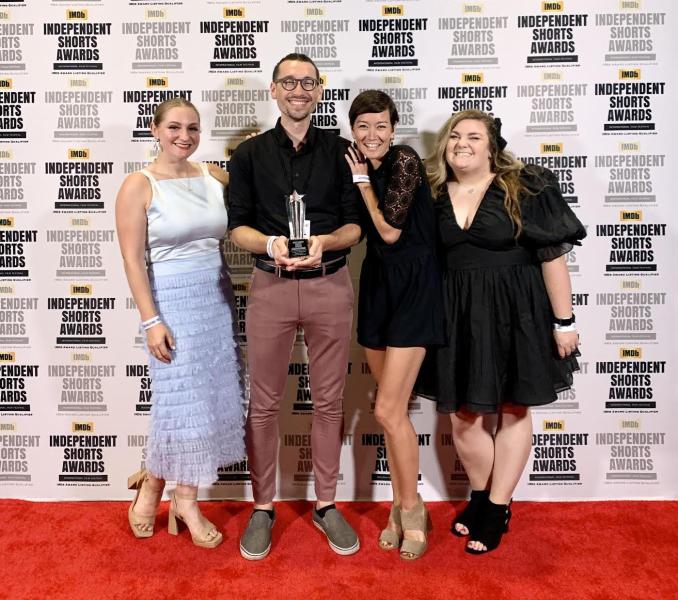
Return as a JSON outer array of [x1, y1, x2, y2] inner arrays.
[[168, 491, 223, 549], [378, 503, 402, 551], [127, 469, 162, 538], [400, 494, 429, 561]]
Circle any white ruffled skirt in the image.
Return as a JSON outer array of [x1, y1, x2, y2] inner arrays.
[[144, 252, 245, 486]]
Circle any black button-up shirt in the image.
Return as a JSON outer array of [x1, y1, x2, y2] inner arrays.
[[228, 118, 361, 262]]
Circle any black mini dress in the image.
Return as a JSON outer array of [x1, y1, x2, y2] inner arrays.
[[357, 145, 444, 349], [416, 165, 586, 413]]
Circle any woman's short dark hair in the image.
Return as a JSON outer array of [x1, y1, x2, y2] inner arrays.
[[348, 90, 399, 126]]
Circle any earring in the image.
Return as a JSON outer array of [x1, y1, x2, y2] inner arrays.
[[153, 139, 160, 155]]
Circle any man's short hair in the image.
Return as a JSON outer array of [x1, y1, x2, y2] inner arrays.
[[272, 53, 320, 82]]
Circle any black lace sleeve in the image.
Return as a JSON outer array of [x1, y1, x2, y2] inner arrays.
[[382, 146, 422, 229]]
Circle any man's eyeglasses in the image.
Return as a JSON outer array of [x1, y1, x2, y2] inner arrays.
[[274, 77, 320, 91]]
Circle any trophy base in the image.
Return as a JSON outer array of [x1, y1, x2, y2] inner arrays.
[[288, 238, 309, 258]]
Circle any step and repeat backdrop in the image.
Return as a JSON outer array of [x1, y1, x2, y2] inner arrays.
[[0, 0, 676, 501]]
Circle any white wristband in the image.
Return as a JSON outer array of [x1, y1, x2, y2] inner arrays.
[[352, 174, 370, 184], [553, 323, 577, 333], [266, 235, 279, 259], [142, 315, 162, 330]]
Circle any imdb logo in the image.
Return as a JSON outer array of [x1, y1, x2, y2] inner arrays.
[[619, 347, 642, 359], [620, 279, 640, 289], [223, 7, 245, 18], [541, 143, 563, 154], [620, 210, 642, 221], [225, 77, 245, 86], [0, 149, 12, 159], [542, 71, 562, 80], [620, 1, 641, 9], [319, 75, 328, 86], [71, 218, 89, 226], [0, 78, 12, 89], [145, 9, 166, 19], [0, 217, 15, 227], [146, 76, 168, 88], [0, 351, 16, 362], [0, 284, 14, 293], [620, 419, 640, 429], [542, 1, 564, 11], [305, 7, 324, 16], [70, 284, 93, 296], [619, 68, 641, 79], [71, 352, 92, 362], [463, 4, 483, 13], [0, 11, 10, 20], [619, 142, 640, 152], [0, 423, 16, 431], [72, 422, 94, 433], [382, 5, 404, 16], [68, 148, 90, 160], [66, 9, 87, 20], [543, 420, 564, 431], [69, 78, 88, 88], [462, 72, 484, 84], [383, 75, 403, 85]]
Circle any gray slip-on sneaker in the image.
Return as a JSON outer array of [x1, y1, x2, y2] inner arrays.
[[240, 510, 275, 560], [312, 506, 360, 556]]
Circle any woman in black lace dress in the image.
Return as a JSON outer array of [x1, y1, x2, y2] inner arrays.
[[418, 109, 585, 554], [345, 90, 443, 560]]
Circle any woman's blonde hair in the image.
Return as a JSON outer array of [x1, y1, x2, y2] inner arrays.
[[152, 97, 199, 127], [426, 109, 528, 235]]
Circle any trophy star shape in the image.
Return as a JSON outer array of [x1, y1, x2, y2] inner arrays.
[[287, 189, 309, 258]]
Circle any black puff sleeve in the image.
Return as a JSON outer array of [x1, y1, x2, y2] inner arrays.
[[519, 165, 586, 262]]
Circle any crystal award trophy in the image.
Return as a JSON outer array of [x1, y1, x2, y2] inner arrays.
[[286, 190, 309, 257]]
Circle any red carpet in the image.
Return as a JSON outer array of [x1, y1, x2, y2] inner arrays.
[[2, 499, 677, 600]]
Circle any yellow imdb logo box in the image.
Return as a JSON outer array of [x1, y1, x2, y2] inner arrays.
[[462, 72, 484, 84], [66, 9, 87, 20], [542, 1, 564, 11], [0, 351, 16, 362], [619, 68, 641, 79], [68, 148, 90, 160], [620, 210, 642, 221], [382, 5, 404, 16], [0, 78, 12, 89], [541, 143, 563, 154], [72, 422, 94, 433], [0, 217, 14, 227], [223, 7, 245, 18], [543, 420, 565, 431], [619, 347, 642, 359], [70, 284, 93, 295], [146, 77, 168, 88]]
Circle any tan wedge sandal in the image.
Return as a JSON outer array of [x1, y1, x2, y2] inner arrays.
[[127, 469, 162, 538], [400, 494, 429, 560], [378, 503, 402, 551], [168, 491, 223, 549]]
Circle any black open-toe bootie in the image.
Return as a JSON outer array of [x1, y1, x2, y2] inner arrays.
[[451, 489, 489, 538], [465, 499, 511, 554]]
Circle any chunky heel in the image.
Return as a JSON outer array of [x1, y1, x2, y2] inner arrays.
[[399, 494, 429, 561], [466, 499, 511, 554], [451, 489, 489, 537], [168, 492, 223, 549]]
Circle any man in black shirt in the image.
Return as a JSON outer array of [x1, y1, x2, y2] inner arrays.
[[229, 53, 361, 560]]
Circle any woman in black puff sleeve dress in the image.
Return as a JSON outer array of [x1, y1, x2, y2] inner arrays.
[[345, 91, 444, 560], [417, 110, 585, 554]]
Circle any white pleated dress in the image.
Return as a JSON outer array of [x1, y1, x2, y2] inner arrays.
[[139, 163, 245, 485]]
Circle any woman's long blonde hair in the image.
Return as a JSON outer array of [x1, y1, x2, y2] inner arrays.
[[426, 110, 528, 236]]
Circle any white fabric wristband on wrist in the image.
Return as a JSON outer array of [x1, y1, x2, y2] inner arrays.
[[266, 235, 279, 259], [142, 315, 162, 330], [352, 174, 370, 184], [553, 323, 577, 332]]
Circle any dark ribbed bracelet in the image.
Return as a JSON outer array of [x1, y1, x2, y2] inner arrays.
[[553, 313, 575, 327]]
